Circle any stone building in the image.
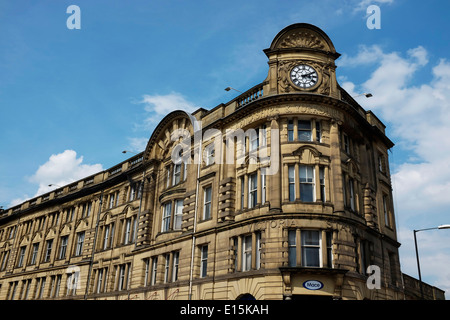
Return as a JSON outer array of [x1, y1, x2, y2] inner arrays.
[[0, 23, 445, 300]]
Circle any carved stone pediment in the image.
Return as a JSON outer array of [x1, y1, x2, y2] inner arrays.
[[278, 30, 326, 50]]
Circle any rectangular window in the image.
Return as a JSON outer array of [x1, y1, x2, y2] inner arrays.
[[319, 167, 326, 202], [17, 246, 26, 267], [288, 165, 295, 201], [75, 232, 85, 256], [172, 251, 180, 282], [55, 275, 62, 298], [0, 250, 9, 270], [242, 235, 252, 271], [301, 230, 320, 267], [164, 254, 170, 283], [59, 236, 68, 259], [44, 239, 53, 262], [299, 165, 314, 202], [118, 264, 126, 291], [298, 120, 312, 141], [22, 279, 31, 300], [183, 161, 188, 181], [124, 218, 133, 245], [10, 281, 18, 300], [97, 268, 104, 293], [250, 129, 259, 151], [200, 245, 208, 278], [38, 277, 46, 299], [49, 276, 57, 298], [109, 223, 115, 248], [166, 166, 171, 188], [151, 257, 158, 286], [144, 259, 150, 286], [86, 202, 92, 217], [109, 194, 115, 209], [174, 200, 183, 230], [30, 244, 39, 265], [288, 230, 297, 267], [162, 202, 172, 232], [261, 124, 267, 147], [203, 186, 212, 220], [130, 183, 137, 201], [261, 173, 266, 204], [326, 232, 333, 268], [136, 181, 142, 199], [8, 226, 16, 239], [240, 177, 245, 209], [287, 120, 294, 141], [349, 179, 355, 211], [103, 225, 110, 250], [256, 232, 261, 270], [173, 163, 181, 185], [248, 173, 257, 209], [316, 121, 321, 142]]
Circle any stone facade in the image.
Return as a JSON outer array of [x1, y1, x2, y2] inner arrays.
[[0, 23, 444, 300]]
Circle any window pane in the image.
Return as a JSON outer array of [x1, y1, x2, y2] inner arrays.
[[201, 246, 208, 277], [288, 120, 294, 141], [300, 166, 314, 202], [243, 235, 252, 271], [298, 120, 312, 141], [299, 166, 313, 182], [174, 200, 183, 230], [316, 121, 321, 142], [288, 165, 295, 201], [204, 187, 212, 220], [288, 230, 296, 267], [302, 247, 320, 267], [298, 120, 311, 130], [173, 164, 181, 185], [302, 230, 319, 245], [300, 184, 314, 202], [162, 202, 172, 232], [249, 174, 257, 208]]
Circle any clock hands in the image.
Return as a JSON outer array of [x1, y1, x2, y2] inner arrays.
[[291, 65, 317, 88]]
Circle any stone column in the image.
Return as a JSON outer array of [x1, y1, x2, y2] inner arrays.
[[329, 119, 344, 212], [268, 117, 282, 211]]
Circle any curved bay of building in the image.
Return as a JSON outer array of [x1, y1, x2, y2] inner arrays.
[[0, 23, 444, 301]]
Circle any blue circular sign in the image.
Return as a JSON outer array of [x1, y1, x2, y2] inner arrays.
[[303, 280, 324, 290]]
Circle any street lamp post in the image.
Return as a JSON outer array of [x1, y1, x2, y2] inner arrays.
[[413, 224, 450, 299]]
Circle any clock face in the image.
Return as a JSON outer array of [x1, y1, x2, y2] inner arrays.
[[290, 64, 318, 89]]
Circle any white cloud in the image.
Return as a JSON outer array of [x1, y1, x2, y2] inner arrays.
[[130, 91, 200, 152], [127, 137, 148, 153], [354, 0, 394, 13], [139, 91, 198, 124], [337, 44, 385, 67], [28, 150, 103, 197]]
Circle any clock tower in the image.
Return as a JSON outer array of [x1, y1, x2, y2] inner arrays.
[[263, 23, 341, 99]]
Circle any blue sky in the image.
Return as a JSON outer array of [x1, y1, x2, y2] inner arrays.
[[1, 0, 450, 296]]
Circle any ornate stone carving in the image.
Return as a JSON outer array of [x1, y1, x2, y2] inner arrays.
[[278, 30, 326, 50]]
